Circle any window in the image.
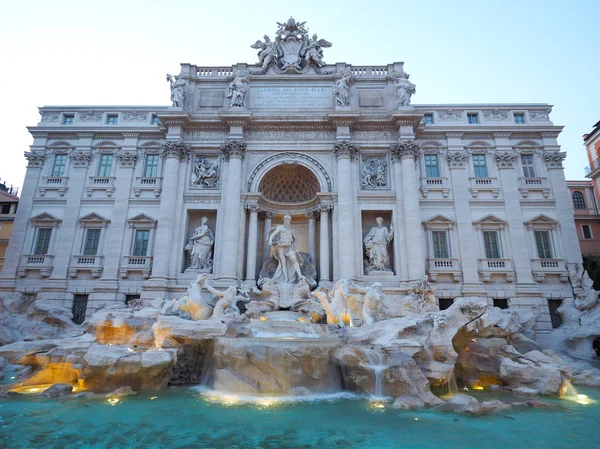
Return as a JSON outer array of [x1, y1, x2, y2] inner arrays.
[[548, 299, 563, 329], [107, 115, 118, 125], [151, 115, 159, 125], [34, 228, 52, 255], [1, 204, 10, 214], [493, 298, 509, 309], [521, 154, 535, 178], [583, 225, 592, 239], [483, 231, 501, 258], [144, 154, 159, 177], [535, 231, 553, 259], [72, 294, 88, 325], [432, 231, 449, 258], [63, 115, 74, 125], [573, 191, 586, 209], [467, 113, 479, 124], [514, 113, 525, 124], [424, 154, 440, 178], [83, 229, 101, 255], [472, 154, 488, 178], [133, 229, 150, 256], [51, 154, 68, 176], [421, 114, 434, 125], [97, 154, 113, 177], [438, 298, 453, 310]]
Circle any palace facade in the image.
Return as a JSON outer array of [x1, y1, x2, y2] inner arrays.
[[0, 19, 580, 333]]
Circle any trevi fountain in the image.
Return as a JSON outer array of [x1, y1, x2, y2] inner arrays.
[[1, 17, 600, 449]]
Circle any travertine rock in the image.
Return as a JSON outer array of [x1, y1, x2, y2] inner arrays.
[[42, 383, 73, 397], [391, 396, 426, 409]]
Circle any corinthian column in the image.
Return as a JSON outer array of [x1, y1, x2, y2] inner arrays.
[[219, 140, 246, 281], [334, 141, 359, 279], [391, 141, 425, 280], [149, 140, 189, 282], [319, 204, 331, 285]]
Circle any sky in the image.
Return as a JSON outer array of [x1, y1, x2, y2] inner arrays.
[[1, 0, 599, 192]]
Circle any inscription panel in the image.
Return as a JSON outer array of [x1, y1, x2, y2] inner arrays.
[[246, 130, 335, 140], [250, 86, 332, 109]]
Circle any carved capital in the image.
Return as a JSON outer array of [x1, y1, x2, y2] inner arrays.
[[245, 203, 260, 213], [319, 203, 333, 213], [116, 150, 138, 167], [24, 152, 45, 168], [390, 140, 419, 162], [221, 140, 247, 160], [494, 151, 517, 169], [69, 150, 92, 168], [259, 211, 275, 220], [161, 140, 190, 160], [305, 211, 320, 220], [333, 140, 360, 161], [446, 150, 468, 169], [544, 151, 566, 169]]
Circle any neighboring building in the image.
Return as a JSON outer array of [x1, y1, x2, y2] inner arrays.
[[0, 183, 19, 272], [567, 180, 600, 254], [0, 19, 581, 335], [584, 120, 600, 200]]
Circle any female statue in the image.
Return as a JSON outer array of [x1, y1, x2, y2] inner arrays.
[[185, 217, 215, 272]]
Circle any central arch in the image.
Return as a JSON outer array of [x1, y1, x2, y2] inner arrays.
[[246, 152, 332, 193]]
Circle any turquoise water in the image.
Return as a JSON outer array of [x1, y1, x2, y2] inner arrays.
[[1, 387, 599, 449]]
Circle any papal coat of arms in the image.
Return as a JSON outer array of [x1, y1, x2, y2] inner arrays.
[[250, 17, 332, 73]]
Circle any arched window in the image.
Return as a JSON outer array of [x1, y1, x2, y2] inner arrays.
[[572, 191, 586, 210]]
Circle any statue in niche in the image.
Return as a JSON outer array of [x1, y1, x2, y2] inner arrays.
[[363, 217, 394, 274], [227, 70, 249, 108], [185, 217, 214, 272], [166, 74, 187, 108], [191, 156, 219, 188], [361, 158, 388, 188], [258, 215, 317, 287], [393, 71, 416, 108], [333, 69, 352, 107]]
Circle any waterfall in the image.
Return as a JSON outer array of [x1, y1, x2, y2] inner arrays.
[[364, 351, 387, 398]]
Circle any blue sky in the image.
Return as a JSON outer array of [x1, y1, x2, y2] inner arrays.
[[1, 0, 598, 189]]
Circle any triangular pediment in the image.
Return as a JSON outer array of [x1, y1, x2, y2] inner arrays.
[[423, 214, 455, 226], [127, 213, 156, 227], [524, 214, 559, 226], [473, 214, 507, 226], [79, 213, 111, 224], [30, 212, 62, 223]]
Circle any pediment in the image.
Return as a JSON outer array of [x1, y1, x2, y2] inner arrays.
[[127, 213, 157, 227], [423, 214, 455, 227], [30, 212, 62, 224], [524, 214, 559, 227], [79, 213, 111, 224], [473, 214, 507, 226]]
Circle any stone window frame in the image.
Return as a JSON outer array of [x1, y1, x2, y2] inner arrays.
[[421, 113, 434, 125], [26, 213, 62, 256], [45, 142, 75, 177], [513, 141, 544, 178], [422, 214, 458, 260], [465, 142, 495, 179], [513, 111, 526, 125], [91, 141, 120, 178], [75, 213, 111, 257], [582, 224, 593, 240], [62, 113, 75, 125], [572, 191, 586, 210], [524, 214, 562, 261], [466, 111, 480, 125], [472, 215, 511, 261], [106, 113, 119, 125], [125, 213, 157, 257], [139, 142, 163, 178], [419, 141, 446, 179]]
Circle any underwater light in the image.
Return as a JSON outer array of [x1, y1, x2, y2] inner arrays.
[[107, 398, 120, 406]]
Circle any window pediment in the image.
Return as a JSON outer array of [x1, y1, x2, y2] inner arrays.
[[524, 214, 558, 229], [127, 213, 157, 228], [423, 214, 455, 229], [473, 214, 507, 228], [79, 213, 111, 228], [30, 212, 62, 226]]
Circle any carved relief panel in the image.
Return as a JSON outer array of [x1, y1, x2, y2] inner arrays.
[[360, 156, 388, 189], [190, 155, 220, 188]]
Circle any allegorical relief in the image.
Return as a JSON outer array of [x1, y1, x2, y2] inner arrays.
[[190, 155, 219, 188], [185, 217, 215, 273], [361, 157, 388, 189]]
